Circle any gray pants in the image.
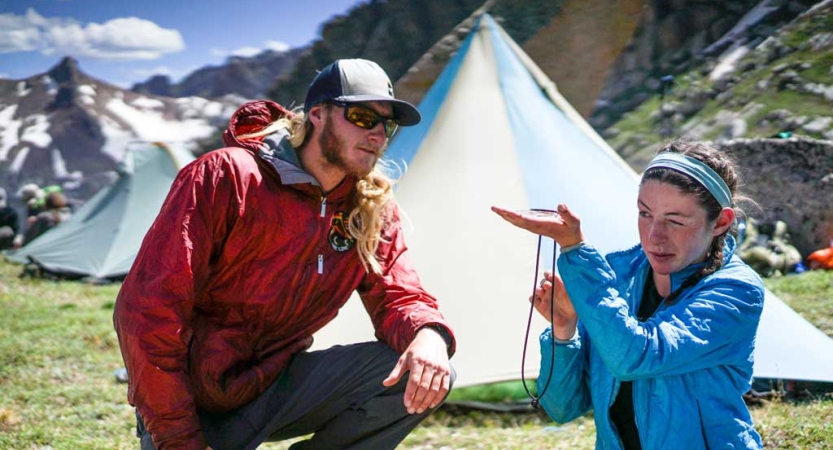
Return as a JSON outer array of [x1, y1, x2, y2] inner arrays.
[[137, 341, 455, 450]]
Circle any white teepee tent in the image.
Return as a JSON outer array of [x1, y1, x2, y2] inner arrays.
[[313, 14, 833, 388]]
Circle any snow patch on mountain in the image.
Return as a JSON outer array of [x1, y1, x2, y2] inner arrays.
[[176, 96, 235, 119], [0, 105, 21, 161], [105, 97, 216, 143], [78, 85, 96, 96], [10, 146, 29, 173], [41, 75, 57, 95], [20, 115, 51, 148], [17, 82, 31, 97], [100, 115, 137, 162], [131, 97, 164, 109]]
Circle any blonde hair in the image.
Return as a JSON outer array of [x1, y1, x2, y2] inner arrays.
[[238, 110, 394, 275]]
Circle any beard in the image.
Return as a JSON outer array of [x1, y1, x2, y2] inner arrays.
[[319, 114, 381, 179]]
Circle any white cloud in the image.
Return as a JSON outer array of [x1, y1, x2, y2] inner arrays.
[[0, 10, 43, 52], [213, 40, 290, 59], [0, 8, 184, 60], [264, 40, 289, 52], [231, 46, 261, 58]]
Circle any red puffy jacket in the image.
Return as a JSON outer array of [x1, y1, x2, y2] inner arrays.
[[113, 100, 455, 450]]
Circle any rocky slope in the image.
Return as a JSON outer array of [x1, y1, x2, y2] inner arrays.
[[589, 0, 821, 130]]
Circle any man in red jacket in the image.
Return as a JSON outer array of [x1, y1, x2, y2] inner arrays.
[[114, 58, 456, 450]]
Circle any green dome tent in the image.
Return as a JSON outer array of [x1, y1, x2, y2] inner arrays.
[[5, 142, 194, 281]]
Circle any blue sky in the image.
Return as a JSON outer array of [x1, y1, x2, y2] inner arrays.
[[0, 0, 363, 87]]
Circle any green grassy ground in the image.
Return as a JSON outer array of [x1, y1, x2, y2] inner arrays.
[[0, 258, 831, 449]]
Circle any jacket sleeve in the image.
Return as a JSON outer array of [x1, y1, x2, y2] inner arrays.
[[557, 244, 764, 380], [538, 326, 592, 424], [357, 202, 456, 356], [113, 153, 238, 450]]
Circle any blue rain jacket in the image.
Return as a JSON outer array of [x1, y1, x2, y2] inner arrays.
[[538, 236, 764, 449]]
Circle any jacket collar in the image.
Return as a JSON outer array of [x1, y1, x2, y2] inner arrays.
[[258, 129, 318, 186], [257, 130, 356, 202]]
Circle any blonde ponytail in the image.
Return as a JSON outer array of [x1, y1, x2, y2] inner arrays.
[[349, 170, 394, 274]]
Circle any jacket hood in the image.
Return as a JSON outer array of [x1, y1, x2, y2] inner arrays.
[[222, 99, 357, 201], [223, 100, 294, 152]]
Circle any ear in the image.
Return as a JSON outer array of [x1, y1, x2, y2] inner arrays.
[[307, 104, 327, 127], [713, 207, 735, 237]]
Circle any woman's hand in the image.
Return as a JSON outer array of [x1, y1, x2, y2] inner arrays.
[[491, 204, 584, 248], [532, 271, 577, 340]]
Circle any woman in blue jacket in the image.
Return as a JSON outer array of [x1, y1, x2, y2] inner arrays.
[[493, 141, 764, 449]]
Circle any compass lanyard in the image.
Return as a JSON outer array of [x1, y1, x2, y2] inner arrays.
[[521, 232, 558, 409]]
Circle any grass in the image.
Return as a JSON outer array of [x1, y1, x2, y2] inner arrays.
[[0, 257, 832, 449]]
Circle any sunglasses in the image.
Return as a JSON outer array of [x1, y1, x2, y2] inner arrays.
[[331, 101, 399, 138]]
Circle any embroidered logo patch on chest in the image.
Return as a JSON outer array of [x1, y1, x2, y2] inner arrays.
[[329, 212, 356, 252]]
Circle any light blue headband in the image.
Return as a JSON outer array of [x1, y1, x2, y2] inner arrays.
[[645, 153, 733, 208]]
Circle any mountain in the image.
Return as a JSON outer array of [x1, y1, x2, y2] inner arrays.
[[131, 47, 307, 100], [267, 0, 565, 108], [601, 0, 833, 256], [0, 57, 239, 206]]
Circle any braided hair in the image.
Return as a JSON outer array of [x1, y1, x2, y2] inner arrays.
[[642, 141, 742, 303]]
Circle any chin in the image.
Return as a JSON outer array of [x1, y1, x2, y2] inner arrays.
[[647, 259, 678, 276], [351, 160, 377, 178]]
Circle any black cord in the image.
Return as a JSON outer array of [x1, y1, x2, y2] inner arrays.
[[521, 231, 558, 409]]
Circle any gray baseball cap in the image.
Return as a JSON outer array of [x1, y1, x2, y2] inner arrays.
[[304, 59, 421, 126]]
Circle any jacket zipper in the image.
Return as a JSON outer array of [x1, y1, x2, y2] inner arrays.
[[318, 196, 326, 274]]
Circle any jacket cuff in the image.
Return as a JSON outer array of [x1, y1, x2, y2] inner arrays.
[[560, 241, 584, 253], [552, 327, 579, 344], [419, 324, 454, 357]]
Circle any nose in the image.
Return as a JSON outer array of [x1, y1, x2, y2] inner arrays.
[[648, 221, 667, 243], [368, 121, 387, 142]]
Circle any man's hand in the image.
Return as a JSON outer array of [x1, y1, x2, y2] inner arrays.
[[382, 327, 452, 414]]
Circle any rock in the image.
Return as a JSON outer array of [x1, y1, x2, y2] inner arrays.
[[728, 118, 748, 138], [756, 78, 771, 90], [809, 32, 833, 51], [801, 117, 833, 134], [715, 137, 833, 256]]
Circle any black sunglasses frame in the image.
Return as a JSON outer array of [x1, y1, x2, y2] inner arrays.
[[330, 101, 399, 138]]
